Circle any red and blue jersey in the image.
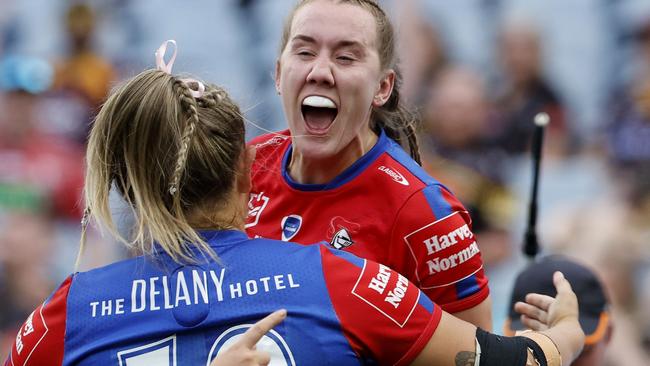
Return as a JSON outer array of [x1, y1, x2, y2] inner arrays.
[[4, 230, 441, 366], [247, 130, 489, 313]]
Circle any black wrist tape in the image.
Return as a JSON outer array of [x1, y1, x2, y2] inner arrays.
[[475, 328, 548, 366]]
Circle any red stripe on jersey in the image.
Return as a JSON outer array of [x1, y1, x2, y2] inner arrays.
[[7, 276, 71, 366], [320, 246, 441, 365]]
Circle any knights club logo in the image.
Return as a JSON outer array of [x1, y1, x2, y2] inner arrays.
[[327, 216, 360, 250], [281, 215, 302, 241]]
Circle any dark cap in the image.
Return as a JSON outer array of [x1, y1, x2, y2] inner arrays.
[[503, 255, 610, 345]]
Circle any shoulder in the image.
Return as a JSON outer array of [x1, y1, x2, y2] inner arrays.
[[317, 245, 442, 364], [378, 138, 465, 224], [5, 276, 73, 366], [248, 130, 291, 154], [382, 137, 440, 187], [248, 131, 291, 178]]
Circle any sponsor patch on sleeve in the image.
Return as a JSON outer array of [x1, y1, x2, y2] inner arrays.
[[403, 211, 483, 289], [352, 260, 420, 327], [10, 306, 49, 365]]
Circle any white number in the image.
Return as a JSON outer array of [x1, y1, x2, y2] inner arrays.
[[117, 335, 176, 366], [207, 325, 295, 366]]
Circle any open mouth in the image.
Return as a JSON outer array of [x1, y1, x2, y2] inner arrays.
[[301, 96, 338, 133]]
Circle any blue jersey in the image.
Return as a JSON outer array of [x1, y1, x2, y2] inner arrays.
[[5, 230, 441, 366]]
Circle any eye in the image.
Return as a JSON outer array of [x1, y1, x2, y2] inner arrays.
[[336, 55, 355, 64], [296, 50, 315, 59]]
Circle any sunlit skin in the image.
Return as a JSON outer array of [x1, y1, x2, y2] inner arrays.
[[275, 0, 394, 184]]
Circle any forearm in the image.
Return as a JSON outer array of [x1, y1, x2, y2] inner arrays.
[[451, 295, 493, 331]]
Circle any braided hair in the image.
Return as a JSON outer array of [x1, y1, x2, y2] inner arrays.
[[82, 69, 246, 264]]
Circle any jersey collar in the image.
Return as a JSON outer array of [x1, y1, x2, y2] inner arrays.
[[281, 129, 388, 191]]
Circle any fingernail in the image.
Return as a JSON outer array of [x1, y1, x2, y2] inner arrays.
[[277, 309, 287, 318]]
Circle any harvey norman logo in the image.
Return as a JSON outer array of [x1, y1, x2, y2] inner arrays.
[[378, 166, 409, 186], [352, 261, 420, 327]]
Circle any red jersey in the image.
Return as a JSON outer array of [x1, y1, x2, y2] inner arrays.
[[246, 130, 489, 313]]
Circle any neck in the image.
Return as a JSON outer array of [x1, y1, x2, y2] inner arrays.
[[186, 192, 247, 231], [288, 127, 378, 184]]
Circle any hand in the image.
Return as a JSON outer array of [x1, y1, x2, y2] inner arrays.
[[514, 271, 579, 331], [210, 309, 287, 366]]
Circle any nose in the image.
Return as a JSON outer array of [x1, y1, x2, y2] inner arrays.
[[306, 56, 335, 86]]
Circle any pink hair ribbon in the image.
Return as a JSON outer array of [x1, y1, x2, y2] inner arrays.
[[154, 40, 205, 98], [155, 40, 177, 74]]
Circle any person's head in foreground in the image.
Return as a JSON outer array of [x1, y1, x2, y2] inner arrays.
[[83, 42, 250, 263], [5, 39, 584, 366], [505, 255, 613, 366]]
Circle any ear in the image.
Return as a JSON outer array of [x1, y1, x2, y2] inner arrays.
[[236, 145, 256, 194], [372, 69, 396, 107], [274, 59, 282, 94]]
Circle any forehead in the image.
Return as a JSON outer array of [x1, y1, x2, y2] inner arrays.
[[291, 1, 378, 48]]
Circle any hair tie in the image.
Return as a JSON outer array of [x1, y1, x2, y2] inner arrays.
[[179, 78, 205, 98], [154, 40, 205, 98], [155, 40, 177, 74]]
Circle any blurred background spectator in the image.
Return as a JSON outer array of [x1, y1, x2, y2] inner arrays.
[[504, 255, 615, 366], [1, 0, 649, 364], [492, 19, 570, 157]]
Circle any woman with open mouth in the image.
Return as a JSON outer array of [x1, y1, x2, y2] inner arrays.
[[247, 0, 493, 333]]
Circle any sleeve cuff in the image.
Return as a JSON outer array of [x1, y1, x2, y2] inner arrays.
[[437, 285, 490, 314]]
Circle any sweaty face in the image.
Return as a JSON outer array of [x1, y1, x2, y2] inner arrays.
[[276, 0, 392, 162]]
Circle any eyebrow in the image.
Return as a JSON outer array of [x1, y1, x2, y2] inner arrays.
[[291, 34, 366, 50]]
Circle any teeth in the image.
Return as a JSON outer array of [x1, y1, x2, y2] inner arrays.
[[302, 96, 336, 109]]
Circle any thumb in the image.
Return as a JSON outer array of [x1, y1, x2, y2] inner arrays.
[[553, 271, 572, 295]]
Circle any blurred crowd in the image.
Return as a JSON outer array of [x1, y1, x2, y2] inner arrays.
[[1, 1, 649, 364]]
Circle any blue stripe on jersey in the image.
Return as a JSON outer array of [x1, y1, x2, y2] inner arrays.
[[422, 185, 453, 219], [417, 292, 435, 314], [455, 274, 480, 300], [384, 138, 438, 186], [325, 246, 365, 269], [281, 130, 389, 191]]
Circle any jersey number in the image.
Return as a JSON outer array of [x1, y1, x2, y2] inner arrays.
[[115, 324, 295, 366], [117, 335, 176, 366]]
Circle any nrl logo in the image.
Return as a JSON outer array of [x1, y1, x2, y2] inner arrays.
[[245, 192, 269, 228], [331, 228, 354, 249]]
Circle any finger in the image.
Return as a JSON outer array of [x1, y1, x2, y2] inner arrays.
[[520, 314, 549, 331], [514, 301, 548, 324], [240, 309, 287, 348], [524, 293, 555, 311], [553, 271, 573, 294]]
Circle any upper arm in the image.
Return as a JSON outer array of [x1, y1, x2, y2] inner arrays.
[[391, 184, 490, 316], [5, 276, 71, 366]]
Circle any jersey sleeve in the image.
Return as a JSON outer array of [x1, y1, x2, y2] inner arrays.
[[5, 276, 72, 366], [319, 245, 442, 365], [390, 184, 489, 313]]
